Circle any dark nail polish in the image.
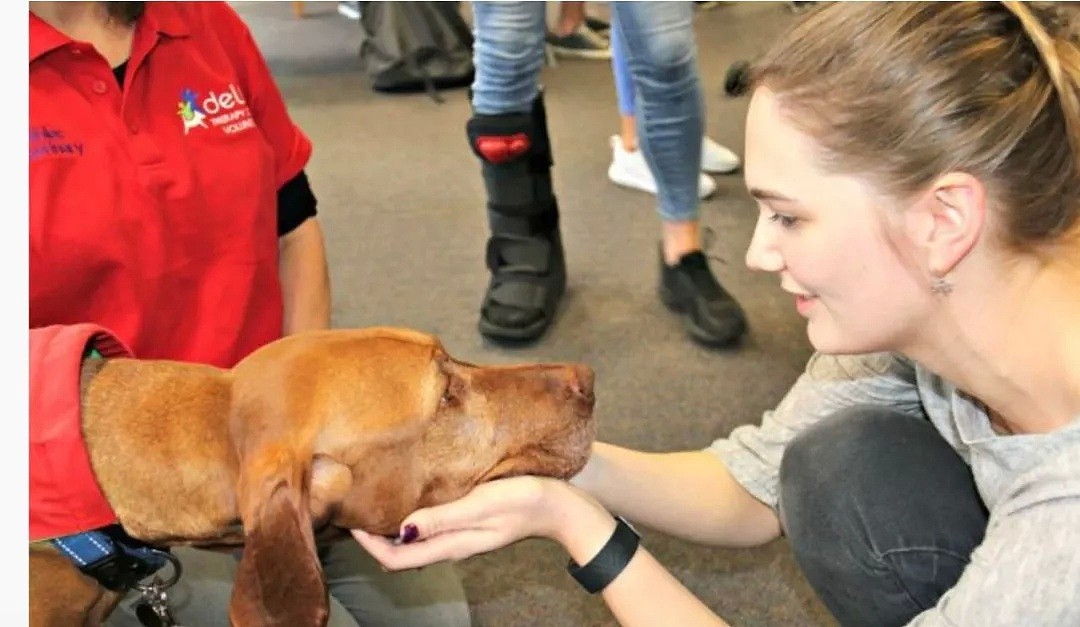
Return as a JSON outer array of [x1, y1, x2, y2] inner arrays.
[[400, 524, 419, 544]]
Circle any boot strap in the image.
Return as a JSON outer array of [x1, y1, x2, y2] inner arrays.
[[486, 234, 551, 275], [486, 281, 548, 311]]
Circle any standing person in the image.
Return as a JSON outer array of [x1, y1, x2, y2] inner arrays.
[[467, 1, 748, 348], [606, 7, 741, 199], [356, 3, 1080, 626], [29, 2, 471, 625]]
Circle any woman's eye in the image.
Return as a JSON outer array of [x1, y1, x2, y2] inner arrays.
[[768, 213, 800, 228]]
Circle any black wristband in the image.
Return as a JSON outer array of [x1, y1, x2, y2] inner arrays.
[[567, 516, 640, 594]]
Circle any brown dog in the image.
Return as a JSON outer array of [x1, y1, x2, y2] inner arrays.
[[29, 327, 596, 626]]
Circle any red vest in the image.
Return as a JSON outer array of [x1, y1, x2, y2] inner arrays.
[[30, 325, 130, 541]]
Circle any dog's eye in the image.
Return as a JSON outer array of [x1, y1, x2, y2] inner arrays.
[[440, 379, 455, 405]]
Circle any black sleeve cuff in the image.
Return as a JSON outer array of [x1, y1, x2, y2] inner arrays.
[[277, 169, 318, 237]]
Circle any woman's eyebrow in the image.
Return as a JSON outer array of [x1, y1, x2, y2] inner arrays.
[[748, 187, 797, 203]]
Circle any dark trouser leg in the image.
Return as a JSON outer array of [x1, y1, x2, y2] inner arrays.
[[779, 406, 989, 627]]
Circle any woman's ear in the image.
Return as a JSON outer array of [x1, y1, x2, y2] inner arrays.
[[918, 172, 988, 276]]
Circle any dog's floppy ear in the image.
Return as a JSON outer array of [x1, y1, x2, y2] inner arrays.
[[228, 447, 328, 627]]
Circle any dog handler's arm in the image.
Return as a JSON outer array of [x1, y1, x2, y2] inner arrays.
[[279, 216, 331, 334]]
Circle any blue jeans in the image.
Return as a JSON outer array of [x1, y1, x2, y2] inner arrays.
[[610, 14, 635, 117], [779, 407, 989, 626], [470, 1, 703, 222]]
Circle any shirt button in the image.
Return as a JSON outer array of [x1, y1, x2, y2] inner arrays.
[[128, 124, 140, 134], [71, 48, 83, 56], [91, 80, 108, 94]]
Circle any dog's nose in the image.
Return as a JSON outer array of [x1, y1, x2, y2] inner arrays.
[[567, 364, 595, 405]]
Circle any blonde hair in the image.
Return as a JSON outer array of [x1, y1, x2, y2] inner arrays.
[[751, 2, 1080, 252]]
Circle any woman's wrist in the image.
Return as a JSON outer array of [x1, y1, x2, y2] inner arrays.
[[568, 442, 604, 492], [541, 480, 618, 565]]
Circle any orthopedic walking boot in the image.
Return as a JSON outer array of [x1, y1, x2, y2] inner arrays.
[[467, 93, 566, 342]]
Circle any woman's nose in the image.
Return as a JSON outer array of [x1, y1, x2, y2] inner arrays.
[[745, 217, 784, 273]]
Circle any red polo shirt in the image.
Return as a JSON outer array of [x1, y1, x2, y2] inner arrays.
[[30, 2, 312, 368]]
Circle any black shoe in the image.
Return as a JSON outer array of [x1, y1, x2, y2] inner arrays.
[[585, 16, 610, 37], [479, 229, 566, 343], [659, 249, 747, 347]]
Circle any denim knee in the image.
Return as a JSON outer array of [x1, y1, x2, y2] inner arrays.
[[470, 1, 546, 114], [634, 32, 696, 91], [614, 3, 697, 98]]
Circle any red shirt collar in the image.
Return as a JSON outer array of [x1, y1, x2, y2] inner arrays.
[[29, 3, 190, 64]]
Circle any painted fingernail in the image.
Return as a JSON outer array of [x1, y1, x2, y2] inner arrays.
[[400, 524, 419, 544]]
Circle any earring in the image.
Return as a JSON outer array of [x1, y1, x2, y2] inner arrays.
[[930, 276, 954, 295]]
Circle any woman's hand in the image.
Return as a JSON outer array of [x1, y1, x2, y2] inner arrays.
[[352, 476, 612, 571]]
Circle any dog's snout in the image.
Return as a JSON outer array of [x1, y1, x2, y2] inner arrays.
[[567, 364, 595, 405]]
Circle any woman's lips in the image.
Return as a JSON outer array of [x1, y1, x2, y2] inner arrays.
[[794, 294, 817, 316]]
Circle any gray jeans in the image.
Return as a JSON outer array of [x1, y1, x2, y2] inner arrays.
[[779, 406, 989, 627], [106, 538, 471, 626]]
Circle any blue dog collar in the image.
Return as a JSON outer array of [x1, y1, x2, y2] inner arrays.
[[50, 524, 171, 591]]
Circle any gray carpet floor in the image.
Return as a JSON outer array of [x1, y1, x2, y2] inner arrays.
[[237, 2, 832, 625]]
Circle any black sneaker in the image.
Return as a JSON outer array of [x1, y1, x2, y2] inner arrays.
[[546, 25, 611, 61], [659, 248, 747, 347], [585, 16, 610, 37]]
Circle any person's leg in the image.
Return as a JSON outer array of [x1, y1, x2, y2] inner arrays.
[[105, 547, 360, 627], [611, 0, 702, 229], [610, 19, 737, 178], [552, 1, 585, 37], [607, 14, 716, 201], [610, 19, 637, 148], [779, 406, 990, 627], [470, 1, 547, 116], [611, 0, 746, 347], [546, 1, 611, 61], [469, 1, 565, 343], [320, 538, 471, 627], [607, 14, 717, 200]]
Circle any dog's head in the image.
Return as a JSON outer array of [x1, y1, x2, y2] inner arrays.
[[227, 327, 596, 625]]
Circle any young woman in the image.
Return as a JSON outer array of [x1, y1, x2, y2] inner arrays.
[[354, 3, 1080, 625]]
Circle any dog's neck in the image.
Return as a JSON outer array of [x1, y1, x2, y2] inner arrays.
[[80, 358, 245, 545]]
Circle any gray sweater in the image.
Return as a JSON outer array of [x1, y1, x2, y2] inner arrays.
[[707, 352, 1080, 626]]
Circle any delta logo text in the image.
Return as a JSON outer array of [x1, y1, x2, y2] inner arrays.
[[177, 84, 256, 136]]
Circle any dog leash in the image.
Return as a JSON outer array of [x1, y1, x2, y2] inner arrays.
[[132, 552, 184, 627], [50, 524, 186, 626]]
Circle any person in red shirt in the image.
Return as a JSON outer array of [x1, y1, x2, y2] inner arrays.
[[28, 3, 470, 626]]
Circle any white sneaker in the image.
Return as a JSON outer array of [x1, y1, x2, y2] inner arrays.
[[337, 1, 361, 20], [607, 136, 717, 199], [701, 136, 741, 173]]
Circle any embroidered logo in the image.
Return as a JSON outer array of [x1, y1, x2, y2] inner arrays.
[[177, 88, 208, 134], [29, 126, 84, 162], [177, 84, 255, 136]]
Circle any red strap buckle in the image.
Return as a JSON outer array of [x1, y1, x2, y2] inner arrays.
[[476, 133, 531, 164]]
